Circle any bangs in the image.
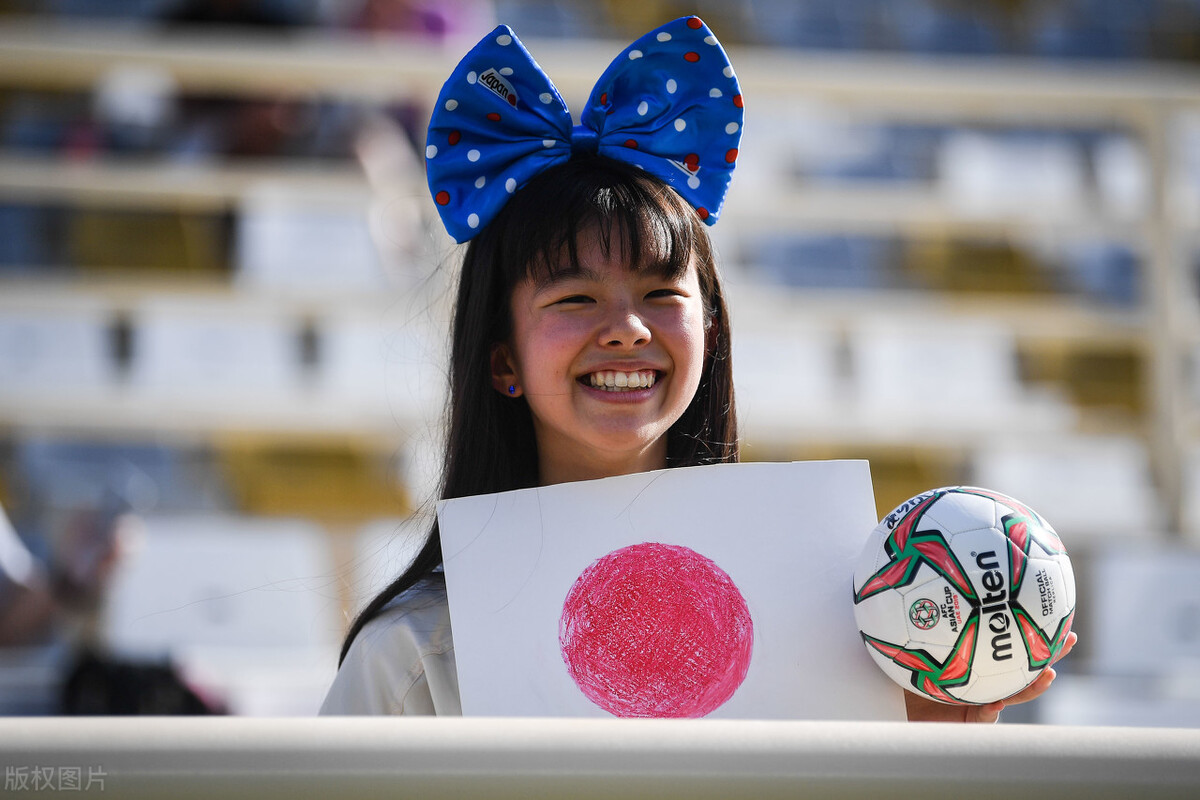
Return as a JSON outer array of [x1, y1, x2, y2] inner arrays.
[[489, 156, 704, 289]]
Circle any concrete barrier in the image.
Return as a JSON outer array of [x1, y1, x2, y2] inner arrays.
[[2, 717, 1198, 799]]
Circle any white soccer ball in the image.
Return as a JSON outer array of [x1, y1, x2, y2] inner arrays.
[[852, 486, 1076, 705]]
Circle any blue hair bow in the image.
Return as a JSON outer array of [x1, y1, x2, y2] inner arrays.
[[425, 16, 744, 243]]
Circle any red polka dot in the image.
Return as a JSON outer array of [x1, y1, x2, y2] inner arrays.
[[687, 17, 703, 29], [684, 153, 700, 172], [733, 94, 744, 109], [696, 207, 710, 221], [507, 94, 517, 106], [486, 112, 501, 122], [725, 148, 738, 163], [623, 139, 638, 149], [600, 92, 608, 106], [448, 130, 461, 145], [559, 543, 753, 718], [684, 51, 700, 63], [435, 190, 450, 206]]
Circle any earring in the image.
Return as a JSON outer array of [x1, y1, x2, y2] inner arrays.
[[508, 385, 516, 395]]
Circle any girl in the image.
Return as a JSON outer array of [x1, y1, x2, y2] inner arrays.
[[321, 17, 1073, 721]]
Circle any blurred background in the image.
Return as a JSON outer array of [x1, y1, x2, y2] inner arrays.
[[0, 0, 1198, 724]]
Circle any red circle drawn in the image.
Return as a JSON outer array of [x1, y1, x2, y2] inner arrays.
[[559, 542, 753, 718]]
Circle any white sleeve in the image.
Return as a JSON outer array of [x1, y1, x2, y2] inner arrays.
[[320, 616, 435, 715], [319, 586, 460, 716]]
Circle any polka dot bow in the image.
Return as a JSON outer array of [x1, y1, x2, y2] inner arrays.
[[425, 16, 744, 243]]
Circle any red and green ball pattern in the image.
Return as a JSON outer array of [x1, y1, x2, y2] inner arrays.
[[853, 486, 1075, 705]]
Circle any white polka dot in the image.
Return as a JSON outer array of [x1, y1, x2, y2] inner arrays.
[[725, 122, 739, 134], [674, 118, 686, 132], [445, 98, 458, 111], [705, 35, 717, 45], [475, 176, 486, 188], [657, 32, 671, 42], [500, 67, 513, 75], [723, 66, 733, 78], [637, 101, 649, 116], [496, 34, 512, 45], [688, 175, 700, 189], [666, 79, 677, 94], [468, 148, 481, 162], [628, 49, 643, 60], [468, 213, 480, 228], [709, 88, 723, 98], [505, 178, 517, 193], [539, 92, 553, 104], [467, 71, 477, 84], [542, 139, 555, 148], [426, 145, 437, 158]]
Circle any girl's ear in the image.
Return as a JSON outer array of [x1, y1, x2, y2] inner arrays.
[[705, 313, 722, 359], [490, 342, 522, 397]]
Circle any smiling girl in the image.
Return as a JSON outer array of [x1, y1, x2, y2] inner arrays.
[[491, 169, 719, 485], [320, 16, 1071, 720]]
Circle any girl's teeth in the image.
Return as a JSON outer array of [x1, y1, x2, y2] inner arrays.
[[589, 370, 656, 391]]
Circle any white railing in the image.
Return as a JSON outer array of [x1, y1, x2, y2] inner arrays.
[[1, 717, 1198, 799]]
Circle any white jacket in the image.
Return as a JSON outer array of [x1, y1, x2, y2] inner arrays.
[[320, 578, 461, 715]]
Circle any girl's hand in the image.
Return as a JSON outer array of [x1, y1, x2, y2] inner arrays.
[[904, 631, 1078, 723]]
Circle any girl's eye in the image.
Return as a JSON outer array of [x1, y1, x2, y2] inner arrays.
[[556, 294, 594, 305], [647, 288, 683, 299]]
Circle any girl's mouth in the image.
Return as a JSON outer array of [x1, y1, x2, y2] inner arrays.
[[585, 370, 657, 392]]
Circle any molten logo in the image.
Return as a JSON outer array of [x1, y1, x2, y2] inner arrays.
[[976, 550, 1012, 662]]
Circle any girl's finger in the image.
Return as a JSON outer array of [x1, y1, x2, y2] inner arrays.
[[1051, 631, 1078, 665]]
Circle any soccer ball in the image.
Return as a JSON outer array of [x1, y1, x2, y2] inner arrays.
[[852, 486, 1076, 705]]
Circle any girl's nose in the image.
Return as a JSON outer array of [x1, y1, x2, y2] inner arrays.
[[600, 307, 651, 348]]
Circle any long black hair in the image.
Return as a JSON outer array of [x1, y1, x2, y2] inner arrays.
[[339, 155, 739, 662]]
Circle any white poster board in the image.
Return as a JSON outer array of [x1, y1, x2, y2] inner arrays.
[[438, 460, 905, 720]]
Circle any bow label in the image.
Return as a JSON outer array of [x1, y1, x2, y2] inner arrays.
[[667, 157, 702, 179], [478, 68, 519, 107]]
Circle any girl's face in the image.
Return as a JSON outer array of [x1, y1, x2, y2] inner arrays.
[[492, 225, 708, 485]]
